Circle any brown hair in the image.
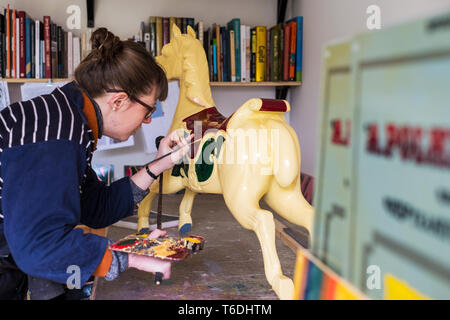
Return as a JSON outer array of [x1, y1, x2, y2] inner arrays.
[[74, 27, 168, 102]]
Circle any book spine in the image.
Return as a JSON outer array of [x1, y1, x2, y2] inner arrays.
[[255, 26, 266, 82], [233, 19, 240, 82], [240, 25, 246, 82], [187, 18, 195, 30], [182, 18, 187, 34], [40, 40, 44, 77], [212, 38, 217, 81], [156, 17, 162, 56], [162, 17, 169, 46], [5, 8, 9, 78], [176, 17, 182, 31], [15, 17, 19, 78], [0, 14, 3, 77], [229, 29, 235, 82], [11, 10, 15, 78], [266, 28, 270, 82], [19, 12, 25, 78], [250, 27, 256, 82], [169, 17, 176, 41], [289, 21, 297, 81], [67, 31, 73, 77], [73, 36, 80, 71], [198, 21, 203, 43], [25, 17, 31, 78], [215, 24, 221, 82], [245, 26, 251, 83], [149, 17, 156, 56], [57, 26, 63, 78], [44, 16, 51, 78], [283, 23, 290, 81], [296, 17, 303, 81], [35, 21, 40, 78], [63, 31, 68, 78], [273, 25, 281, 82], [207, 28, 212, 81], [51, 24, 57, 78], [221, 27, 227, 82], [30, 18, 35, 78]]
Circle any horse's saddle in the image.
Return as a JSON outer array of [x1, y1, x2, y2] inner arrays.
[[182, 107, 232, 136]]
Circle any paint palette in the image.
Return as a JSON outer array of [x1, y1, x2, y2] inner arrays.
[[110, 232, 205, 261]]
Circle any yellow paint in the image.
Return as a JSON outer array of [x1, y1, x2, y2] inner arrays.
[[293, 251, 307, 300], [334, 281, 361, 300], [384, 274, 430, 300], [137, 24, 314, 300], [183, 237, 201, 243]]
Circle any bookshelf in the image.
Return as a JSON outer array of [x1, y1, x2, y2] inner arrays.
[[2, 78, 301, 87]]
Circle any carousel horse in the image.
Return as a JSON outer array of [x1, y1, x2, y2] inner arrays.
[[137, 24, 314, 300]]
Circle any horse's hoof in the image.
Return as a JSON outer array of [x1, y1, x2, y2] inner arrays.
[[138, 228, 150, 234], [273, 275, 294, 300], [179, 223, 192, 235]]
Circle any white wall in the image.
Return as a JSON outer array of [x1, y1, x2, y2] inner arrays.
[[2, 0, 283, 179], [288, 0, 450, 175]]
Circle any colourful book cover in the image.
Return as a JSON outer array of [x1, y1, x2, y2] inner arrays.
[[5, 7, 10, 78], [18, 11, 25, 78], [162, 17, 169, 46], [149, 16, 156, 56], [212, 39, 217, 81], [229, 29, 235, 82], [25, 17, 31, 78], [11, 9, 15, 78], [287, 16, 303, 81], [255, 26, 266, 82], [250, 27, 256, 82], [227, 18, 240, 82], [43, 16, 51, 78], [156, 17, 162, 56], [283, 23, 291, 81]]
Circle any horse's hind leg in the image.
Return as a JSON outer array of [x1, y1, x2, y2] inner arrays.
[[137, 191, 157, 232], [222, 191, 294, 300]]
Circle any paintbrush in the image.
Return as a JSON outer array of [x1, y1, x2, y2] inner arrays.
[[144, 137, 202, 168]]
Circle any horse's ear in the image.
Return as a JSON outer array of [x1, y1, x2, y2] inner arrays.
[[172, 24, 182, 38], [187, 25, 196, 39]]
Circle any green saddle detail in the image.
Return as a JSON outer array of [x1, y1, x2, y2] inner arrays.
[[195, 136, 225, 183]]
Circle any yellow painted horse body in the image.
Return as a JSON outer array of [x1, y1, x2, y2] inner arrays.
[[137, 25, 314, 300]]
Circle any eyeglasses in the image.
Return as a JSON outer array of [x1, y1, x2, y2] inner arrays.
[[105, 89, 156, 119]]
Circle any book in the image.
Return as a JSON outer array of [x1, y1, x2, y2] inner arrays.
[[220, 26, 227, 82], [182, 18, 187, 33], [176, 17, 182, 31], [149, 17, 156, 56], [283, 23, 290, 81], [187, 18, 195, 31], [25, 16, 32, 78], [270, 24, 282, 81], [5, 7, 10, 78], [67, 31, 73, 78], [255, 26, 266, 82], [15, 16, 19, 78], [250, 27, 256, 82], [195, 21, 203, 43], [288, 20, 297, 81], [266, 28, 270, 82], [169, 17, 176, 41], [156, 17, 162, 56], [240, 24, 246, 82], [43, 16, 51, 78], [287, 16, 303, 81], [212, 38, 217, 81], [30, 17, 35, 78], [245, 26, 251, 83], [11, 9, 15, 78], [57, 26, 63, 78], [144, 23, 150, 52], [213, 24, 221, 82], [227, 18, 240, 81], [51, 24, 57, 78], [35, 20, 40, 78], [229, 29, 235, 82], [73, 36, 80, 72], [162, 17, 169, 46]]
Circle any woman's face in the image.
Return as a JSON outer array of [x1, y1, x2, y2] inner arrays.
[[102, 90, 157, 141]]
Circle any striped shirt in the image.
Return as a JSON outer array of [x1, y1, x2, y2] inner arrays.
[[0, 81, 134, 285]]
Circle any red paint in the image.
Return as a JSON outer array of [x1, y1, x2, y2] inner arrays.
[[259, 99, 287, 112]]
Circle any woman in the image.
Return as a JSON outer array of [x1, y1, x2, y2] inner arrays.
[[0, 28, 190, 299]]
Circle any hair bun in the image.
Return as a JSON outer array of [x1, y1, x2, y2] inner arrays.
[[91, 27, 122, 59]]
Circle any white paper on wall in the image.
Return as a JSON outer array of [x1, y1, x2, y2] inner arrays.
[[0, 81, 10, 111], [20, 82, 69, 101], [142, 81, 179, 154]]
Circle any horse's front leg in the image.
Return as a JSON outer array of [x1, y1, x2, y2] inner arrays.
[[137, 191, 158, 233], [179, 188, 197, 235]]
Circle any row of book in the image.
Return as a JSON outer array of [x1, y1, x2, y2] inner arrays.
[[0, 6, 81, 79], [137, 16, 303, 83], [202, 17, 303, 83]]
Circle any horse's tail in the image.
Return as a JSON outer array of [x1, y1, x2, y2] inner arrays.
[[228, 98, 300, 188]]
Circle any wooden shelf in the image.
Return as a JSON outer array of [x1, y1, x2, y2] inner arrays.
[[1, 78, 72, 83], [210, 81, 301, 87]]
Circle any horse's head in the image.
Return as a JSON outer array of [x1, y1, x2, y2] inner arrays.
[[156, 24, 214, 108]]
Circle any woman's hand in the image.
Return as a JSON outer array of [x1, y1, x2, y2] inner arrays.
[[127, 229, 171, 280], [150, 130, 193, 175]]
